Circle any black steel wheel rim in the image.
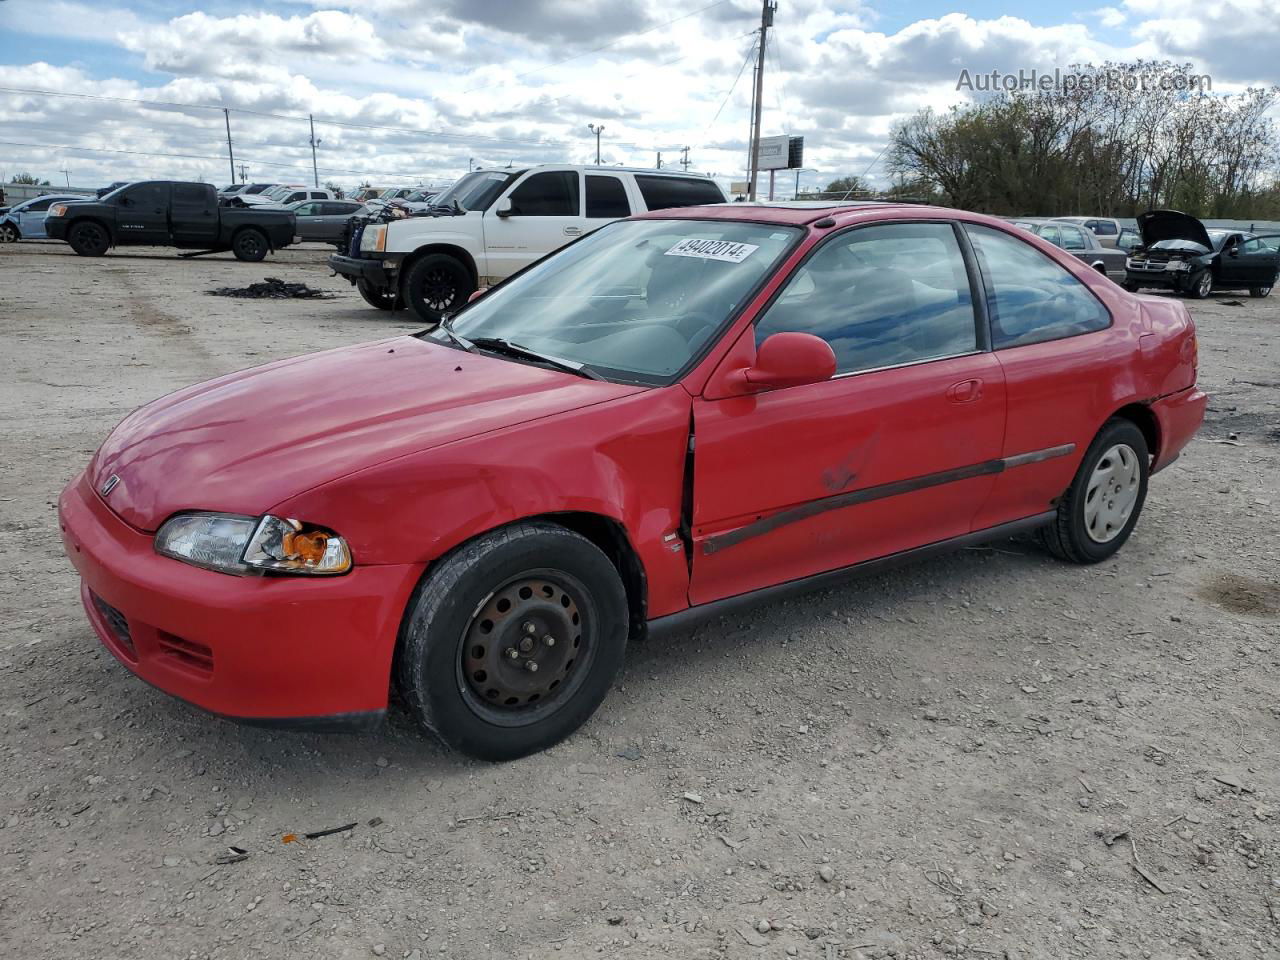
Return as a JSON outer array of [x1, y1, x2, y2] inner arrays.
[[79, 224, 106, 252], [421, 266, 459, 312], [238, 233, 262, 255], [456, 570, 596, 727]]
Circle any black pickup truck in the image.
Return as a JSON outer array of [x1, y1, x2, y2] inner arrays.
[[44, 181, 296, 261]]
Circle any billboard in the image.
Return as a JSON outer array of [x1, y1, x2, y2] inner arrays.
[[755, 135, 791, 171]]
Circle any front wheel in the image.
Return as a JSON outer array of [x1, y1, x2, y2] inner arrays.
[[0, 222, 18, 243], [395, 522, 628, 761], [232, 228, 268, 262], [1040, 418, 1149, 564], [356, 279, 400, 310], [1185, 269, 1213, 299], [68, 221, 110, 257], [401, 253, 474, 324]]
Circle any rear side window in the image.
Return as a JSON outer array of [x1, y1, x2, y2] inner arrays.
[[325, 202, 358, 215], [585, 175, 630, 218], [965, 224, 1110, 349], [634, 175, 724, 211], [507, 171, 580, 216], [173, 184, 208, 206], [1093, 220, 1118, 236], [755, 222, 978, 375]]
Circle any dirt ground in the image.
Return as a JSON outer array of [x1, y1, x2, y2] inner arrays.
[[1, 239, 1277, 960]]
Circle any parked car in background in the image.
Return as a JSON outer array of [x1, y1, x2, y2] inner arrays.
[[1124, 209, 1279, 298], [238, 185, 335, 207], [330, 165, 727, 318], [1008, 218, 1128, 281], [220, 183, 278, 200], [288, 198, 365, 245], [59, 201, 1206, 759], [1116, 226, 1142, 252], [0, 193, 91, 242], [44, 180, 297, 261], [1054, 216, 1127, 247]]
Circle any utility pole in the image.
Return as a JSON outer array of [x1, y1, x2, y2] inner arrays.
[[747, 0, 775, 201], [587, 123, 604, 165], [656, 151, 663, 169], [308, 114, 322, 187], [680, 146, 690, 171], [237, 162, 248, 183], [223, 108, 235, 185]]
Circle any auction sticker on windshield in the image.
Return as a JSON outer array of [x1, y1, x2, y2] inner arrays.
[[665, 238, 759, 263]]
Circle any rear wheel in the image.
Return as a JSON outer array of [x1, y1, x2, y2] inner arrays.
[[401, 253, 474, 324], [356, 279, 400, 310], [1250, 283, 1273, 298], [1040, 418, 1149, 564], [232, 228, 268, 262], [395, 522, 628, 761], [0, 222, 18, 243], [68, 221, 110, 257]]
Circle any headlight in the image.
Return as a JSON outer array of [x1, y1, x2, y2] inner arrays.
[[49, 203, 69, 218], [1167, 261, 1190, 271], [360, 224, 387, 253], [155, 512, 352, 576]]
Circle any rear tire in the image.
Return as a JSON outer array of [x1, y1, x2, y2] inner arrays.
[[68, 221, 110, 257], [1250, 283, 1273, 298], [232, 228, 268, 262], [1040, 418, 1149, 565], [0, 222, 18, 243], [357, 279, 400, 311], [395, 522, 627, 761], [401, 253, 474, 324]]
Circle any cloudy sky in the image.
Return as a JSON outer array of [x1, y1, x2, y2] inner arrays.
[[0, 0, 1276, 194]]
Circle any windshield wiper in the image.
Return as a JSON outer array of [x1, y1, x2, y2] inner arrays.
[[468, 337, 602, 380], [435, 318, 473, 351]]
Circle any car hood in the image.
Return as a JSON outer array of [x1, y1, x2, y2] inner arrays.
[[90, 336, 643, 532], [1137, 210, 1213, 251]]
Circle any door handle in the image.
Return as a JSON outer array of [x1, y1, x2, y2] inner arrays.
[[946, 378, 983, 403], [563, 226, 582, 236]]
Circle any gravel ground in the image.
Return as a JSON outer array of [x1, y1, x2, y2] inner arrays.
[[1, 240, 1278, 960]]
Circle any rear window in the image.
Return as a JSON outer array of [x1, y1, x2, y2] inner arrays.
[[635, 175, 724, 211]]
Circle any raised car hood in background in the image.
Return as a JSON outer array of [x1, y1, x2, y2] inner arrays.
[[1137, 209, 1213, 250], [90, 337, 642, 531]]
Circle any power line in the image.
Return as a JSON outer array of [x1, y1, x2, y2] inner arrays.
[[701, 32, 759, 138]]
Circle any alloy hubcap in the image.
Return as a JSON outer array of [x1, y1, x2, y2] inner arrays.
[[421, 267, 458, 311], [1198, 274, 1211, 295], [462, 577, 584, 709], [1084, 443, 1140, 543], [0, 225, 15, 242]]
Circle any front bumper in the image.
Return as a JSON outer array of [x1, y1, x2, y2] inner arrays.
[[1151, 386, 1208, 473], [57, 471, 422, 728], [45, 218, 69, 241], [329, 253, 389, 287]]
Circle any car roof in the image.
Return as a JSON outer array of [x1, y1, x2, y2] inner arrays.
[[630, 200, 964, 227]]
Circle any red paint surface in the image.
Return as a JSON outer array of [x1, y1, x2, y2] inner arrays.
[[59, 203, 1207, 722]]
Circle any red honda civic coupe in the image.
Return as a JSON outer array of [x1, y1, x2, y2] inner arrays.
[[59, 202, 1206, 759]]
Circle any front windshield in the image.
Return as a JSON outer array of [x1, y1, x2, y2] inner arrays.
[[1150, 238, 1210, 254], [436, 218, 801, 383], [430, 171, 518, 212]]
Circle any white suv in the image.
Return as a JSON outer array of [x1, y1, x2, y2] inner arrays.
[[329, 164, 727, 320]]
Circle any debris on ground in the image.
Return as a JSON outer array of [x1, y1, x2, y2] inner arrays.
[[207, 277, 337, 299]]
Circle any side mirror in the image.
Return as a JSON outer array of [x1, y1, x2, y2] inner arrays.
[[728, 332, 836, 393], [495, 197, 514, 218], [1227, 245, 1239, 257]]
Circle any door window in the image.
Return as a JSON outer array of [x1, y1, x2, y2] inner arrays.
[[755, 222, 979, 375], [506, 171, 580, 216], [585, 175, 630, 218], [634, 175, 724, 210], [1038, 225, 1062, 247], [118, 182, 167, 209], [965, 224, 1110, 349], [1093, 220, 1118, 236], [26, 197, 58, 212], [1059, 226, 1088, 251], [294, 202, 318, 216]]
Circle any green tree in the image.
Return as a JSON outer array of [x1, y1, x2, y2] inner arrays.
[[10, 172, 51, 186]]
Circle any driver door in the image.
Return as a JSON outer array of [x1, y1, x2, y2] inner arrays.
[[113, 182, 170, 244], [483, 170, 584, 277], [689, 221, 1006, 605], [1228, 235, 1280, 288]]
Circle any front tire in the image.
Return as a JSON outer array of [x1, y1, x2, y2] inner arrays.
[[1041, 418, 1149, 564], [357, 279, 400, 310], [401, 253, 474, 324], [68, 221, 110, 257], [0, 222, 18, 243], [232, 228, 268, 262], [395, 522, 628, 761], [1185, 269, 1213, 299]]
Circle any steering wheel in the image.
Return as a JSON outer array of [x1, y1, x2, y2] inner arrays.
[[672, 310, 717, 344]]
